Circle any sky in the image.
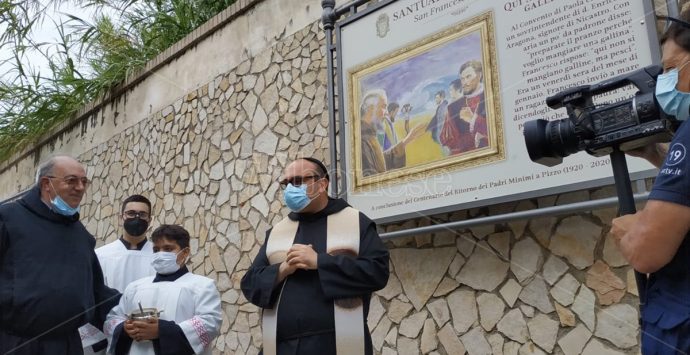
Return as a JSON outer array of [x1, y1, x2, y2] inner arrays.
[[359, 31, 482, 115], [0, 1, 114, 83]]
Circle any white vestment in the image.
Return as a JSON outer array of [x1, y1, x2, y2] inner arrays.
[[96, 239, 156, 292], [104, 272, 222, 355], [80, 240, 156, 354]]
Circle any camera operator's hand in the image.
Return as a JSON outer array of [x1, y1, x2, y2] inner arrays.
[[609, 213, 638, 248], [626, 143, 669, 168]]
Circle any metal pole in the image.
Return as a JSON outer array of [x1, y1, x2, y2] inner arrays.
[[610, 148, 647, 307], [379, 192, 649, 239], [322, 0, 339, 197], [667, 0, 680, 18]]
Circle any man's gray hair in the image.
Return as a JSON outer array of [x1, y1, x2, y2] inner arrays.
[[360, 89, 388, 118], [34, 155, 74, 184]]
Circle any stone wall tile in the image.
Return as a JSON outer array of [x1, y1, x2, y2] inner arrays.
[[558, 323, 591, 355], [542, 255, 569, 286], [456, 233, 476, 257], [488, 231, 511, 260], [581, 338, 626, 355], [510, 237, 543, 284], [397, 336, 420, 355], [390, 247, 456, 310], [554, 303, 576, 327], [427, 298, 451, 328], [517, 342, 547, 355], [497, 309, 528, 344], [594, 304, 638, 349], [529, 217, 557, 249], [438, 324, 466, 355], [585, 260, 625, 306], [571, 286, 596, 332], [487, 333, 504, 355], [504, 341, 521, 355], [626, 269, 639, 296], [508, 200, 535, 239], [381, 347, 396, 355], [448, 289, 477, 334], [448, 253, 466, 278], [518, 278, 554, 314], [477, 293, 505, 331], [399, 310, 428, 338], [432, 277, 460, 297], [367, 295, 385, 330], [384, 326, 397, 348], [549, 216, 601, 269], [371, 317, 392, 352], [461, 327, 492, 355], [526, 314, 559, 353], [499, 278, 522, 308], [520, 305, 534, 318], [457, 242, 509, 292], [388, 298, 413, 324], [550, 273, 579, 306], [420, 318, 438, 354]]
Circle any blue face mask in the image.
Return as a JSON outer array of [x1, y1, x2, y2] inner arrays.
[[656, 66, 690, 121], [49, 181, 80, 216], [283, 183, 312, 212]]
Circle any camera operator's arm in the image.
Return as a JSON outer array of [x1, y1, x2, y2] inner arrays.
[[610, 201, 690, 273], [626, 143, 669, 168], [610, 138, 689, 273]]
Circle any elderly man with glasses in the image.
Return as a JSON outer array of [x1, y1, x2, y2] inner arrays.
[[0, 155, 120, 355], [241, 157, 389, 355]]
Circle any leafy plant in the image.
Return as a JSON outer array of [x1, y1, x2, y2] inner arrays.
[[0, 0, 236, 162]]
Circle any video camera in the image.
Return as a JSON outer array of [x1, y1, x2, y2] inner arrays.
[[523, 65, 679, 166]]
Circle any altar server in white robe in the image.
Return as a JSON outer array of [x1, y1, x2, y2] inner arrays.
[[96, 194, 156, 292], [81, 195, 157, 354], [104, 224, 222, 355]]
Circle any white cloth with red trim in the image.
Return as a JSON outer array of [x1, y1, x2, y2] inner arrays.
[[104, 272, 222, 354]]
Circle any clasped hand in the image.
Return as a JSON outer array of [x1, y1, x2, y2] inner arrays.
[[124, 318, 159, 342], [286, 243, 318, 270]]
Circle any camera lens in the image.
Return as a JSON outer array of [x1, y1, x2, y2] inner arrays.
[[524, 119, 581, 167]]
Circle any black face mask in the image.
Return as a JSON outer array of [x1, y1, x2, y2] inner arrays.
[[124, 218, 149, 237]]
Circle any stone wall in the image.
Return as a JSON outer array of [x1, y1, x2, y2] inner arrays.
[[79, 20, 332, 354], [374, 188, 643, 355], [0, 1, 652, 354]]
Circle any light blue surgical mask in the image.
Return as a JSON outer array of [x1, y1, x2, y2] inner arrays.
[[656, 64, 690, 121], [49, 180, 80, 216], [283, 183, 312, 212], [151, 250, 183, 274]]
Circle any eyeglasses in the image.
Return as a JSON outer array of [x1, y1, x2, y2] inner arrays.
[[658, 15, 690, 31], [123, 210, 150, 219], [278, 175, 321, 189], [47, 175, 90, 187]]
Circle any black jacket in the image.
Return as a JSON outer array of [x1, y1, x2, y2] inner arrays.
[[241, 198, 389, 355], [0, 186, 120, 340]]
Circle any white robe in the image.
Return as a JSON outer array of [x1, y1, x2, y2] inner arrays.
[[80, 240, 157, 354], [104, 272, 223, 355], [96, 239, 156, 292]]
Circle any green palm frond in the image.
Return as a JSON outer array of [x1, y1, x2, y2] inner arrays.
[[0, 0, 237, 162]]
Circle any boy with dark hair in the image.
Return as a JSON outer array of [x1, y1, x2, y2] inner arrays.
[[105, 225, 222, 355]]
